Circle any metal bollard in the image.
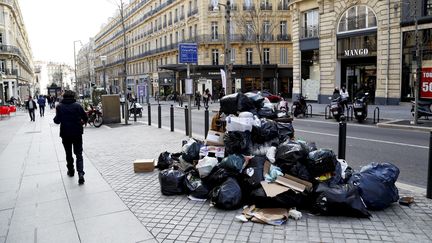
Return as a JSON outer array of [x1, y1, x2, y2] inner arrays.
[[185, 105, 189, 136], [373, 107, 380, 124], [338, 116, 347, 160], [170, 104, 174, 132], [428, 131, 432, 199], [158, 104, 161, 128], [307, 104, 313, 118], [134, 102, 137, 122], [204, 106, 209, 139], [147, 103, 151, 126], [325, 105, 331, 119], [121, 102, 125, 119]]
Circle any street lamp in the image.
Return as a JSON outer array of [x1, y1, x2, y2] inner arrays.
[[100, 56, 107, 93], [73, 40, 83, 95]]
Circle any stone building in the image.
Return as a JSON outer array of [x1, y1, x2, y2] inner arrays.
[[0, 0, 34, 102], [93, 0, 294, 99], [76, 39, 96, 97], [291, 0, 402, 104]]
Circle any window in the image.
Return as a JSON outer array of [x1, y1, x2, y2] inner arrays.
[[246, 48, 253, 64], [338, 5, 377, 33], [181, 29, 185, 41], [212, 49, 219, 65], [175, 31, 179, 42], [170, 33, 173, 45], [189, 26, 193, 39], [280, 48, 288, 64], [280, 21, 287, 35], [301, 9, 319, 38], [263, 21, 271, 39], [0, 33, 3, 44], [211, 22, 218, 40], [194, 24, 198, 37], [263, 48, 270, 64], [230, 48, 236, 63], [246, 21, 253, 40]]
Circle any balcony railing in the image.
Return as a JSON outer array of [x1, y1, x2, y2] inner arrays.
[[243, 4, 255, 11], [260, 3, 272, 10], [260, 34, 274, 41], [4, 69, 18, 75], [278, 2, 289, 10], [301, 25, 319, 39], [277, 34, 292, 41]]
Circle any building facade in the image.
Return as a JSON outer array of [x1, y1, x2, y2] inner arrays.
[[93, 0, 294, 100], [46, 62, 74, 93], [0, 0, 34, 102], [76, 38, 96, 97], [291, 0, 402, 105]]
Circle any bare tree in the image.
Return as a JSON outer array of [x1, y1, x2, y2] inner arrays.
[[234, 0, 277, 91]]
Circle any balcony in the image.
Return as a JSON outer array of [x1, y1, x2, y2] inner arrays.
[[0, 44, 20, 55], [4, 69, 18, 75], [260, 34, 274, 41], [243, 4, 255, 11], [301, 25, 319, 39], [188, 8, 198, 17], [278, 2, 289, 10], [260, 4, 272, 11], [277, 34, 292, 41]]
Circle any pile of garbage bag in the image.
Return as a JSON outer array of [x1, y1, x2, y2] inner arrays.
[[156, 92, 400, 224]]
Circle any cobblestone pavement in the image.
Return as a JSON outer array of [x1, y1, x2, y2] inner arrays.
[[82, 123, 432, 243]]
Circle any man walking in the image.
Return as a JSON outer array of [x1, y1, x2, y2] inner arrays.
[[53, 90, 88, 185], [37, 95, 46, 117], [25, 96, 37, 122]]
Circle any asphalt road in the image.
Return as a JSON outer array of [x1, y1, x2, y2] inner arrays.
[[134, 103, 429, 188]]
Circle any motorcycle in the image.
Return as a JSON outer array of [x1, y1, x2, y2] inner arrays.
[[353, 92, 369, 122], [411, 100, 432, 119], [86, 105, 103, 127], [329, 94, 344, 122], [129, 101, 143, 117], [292, 95, 307, 118]]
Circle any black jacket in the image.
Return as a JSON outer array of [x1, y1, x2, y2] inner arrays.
[[53, 98, 88, 138], [25, 100, 37, 110]]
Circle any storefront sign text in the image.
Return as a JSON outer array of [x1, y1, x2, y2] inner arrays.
[[344, 48, 369, 57], [421, 67, 432, 99]]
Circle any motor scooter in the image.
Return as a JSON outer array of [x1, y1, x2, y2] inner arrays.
[[129, 101, 143, 117], [411, 100, 432, 119], [353, 92, 369, 122], [329, 94, 344, 122], [292, 95, 307, 118]]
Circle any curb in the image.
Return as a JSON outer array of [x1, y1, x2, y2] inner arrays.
[[377, 120, 432, 132]]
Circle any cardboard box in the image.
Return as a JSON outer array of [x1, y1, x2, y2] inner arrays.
[[205, 130, 225, 146], [275, 175, 313, 192], [133, 159, 155, 172]]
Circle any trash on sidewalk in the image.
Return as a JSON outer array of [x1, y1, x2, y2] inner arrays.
[[399, 196, 415, 206], [133, 159, 155, 172], [155, 92, 403, 223]]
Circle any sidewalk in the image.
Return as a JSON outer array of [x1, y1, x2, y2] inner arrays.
[[0, 110, 155, 243], [2, 110, 432, 242]]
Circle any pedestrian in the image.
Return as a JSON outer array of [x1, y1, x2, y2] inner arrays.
[[25, 96, 37, 122], [203, 89, 211, 107], [195, 90, 201, 108], [340, 86, 349, 110], [37, 95, 46, 117], [53, 90, 88, 185]]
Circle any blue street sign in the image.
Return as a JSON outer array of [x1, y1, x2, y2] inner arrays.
[[179, 43, 198, 63]]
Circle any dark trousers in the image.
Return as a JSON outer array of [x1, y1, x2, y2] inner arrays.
[[62, 136, 84, 176], [28, 109, 35, 121], [39, 106, 45, 116]]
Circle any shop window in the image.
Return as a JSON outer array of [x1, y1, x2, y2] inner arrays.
[[338, 5, 377, 33], [246, 48, 253, 64], [263, 48, 270, 64], [212, 49, 219, 65]]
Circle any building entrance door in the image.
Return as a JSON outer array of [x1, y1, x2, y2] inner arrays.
[[341, 57, 376, 103]]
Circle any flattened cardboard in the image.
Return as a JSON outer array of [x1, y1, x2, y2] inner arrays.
[[206, 130, 224, 146], [275, 176, 307, 192], [282, 174, 313, 191], [260, 181, 289, 197]]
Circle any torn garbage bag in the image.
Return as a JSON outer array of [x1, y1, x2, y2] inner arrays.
[[349, 162, 399, 210], [219, 154, 245, 172], [159, 167, 186, 196], [184, 173, 209, 199], [210, 177, 242, 210], [314, 183, 370, 218]]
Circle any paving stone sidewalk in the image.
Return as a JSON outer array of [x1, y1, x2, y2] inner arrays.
[[82, 119, 432, 243]]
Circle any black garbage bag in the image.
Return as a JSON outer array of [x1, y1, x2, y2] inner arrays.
[[275, 141, 309, 172], [224, 131, 251, 155], [219, 154, 245, 172], [242, 156, 266, 190], [203, 166, 238, 190], [348, 162, 399, 210], [245, 92, 265, 109], [314, 183, 370, 217], [257, 107, 277, 119], [237, 93, 256, 113], [220, 93, 239, 115], [210, 177, 242, 210], [250, 187, 307, 209], [159, 167, 186, 196], [289, 162, 314, 182], [156, 151, 174, 170], [182, 140, 202, 163], [276, 122, 295, 143], [306, 149, 338, 177], [251, 119, 279, 144], [184, 172, 209, 199]]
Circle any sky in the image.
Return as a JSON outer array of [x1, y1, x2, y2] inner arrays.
[[20, 0, 120, 66]]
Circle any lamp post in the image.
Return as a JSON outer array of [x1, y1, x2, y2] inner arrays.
[[73, 40, 82, 95], [100, 56, 107, 93]]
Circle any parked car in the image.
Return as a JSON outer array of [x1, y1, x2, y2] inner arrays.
[[252, 90, 282, 103]]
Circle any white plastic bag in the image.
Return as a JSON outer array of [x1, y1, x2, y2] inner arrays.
[[226, 115, 254, 132], [196, 156, 218, 178]]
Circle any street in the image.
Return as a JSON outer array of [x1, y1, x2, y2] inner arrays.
[[132, 101, 429, 188]]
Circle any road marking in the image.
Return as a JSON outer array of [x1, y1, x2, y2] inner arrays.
[[295, 129, 428, 149]]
